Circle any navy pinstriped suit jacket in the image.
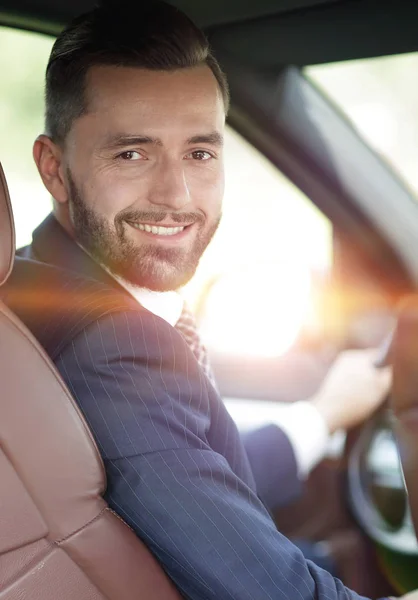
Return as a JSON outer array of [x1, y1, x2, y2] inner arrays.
[[7, 214, 374, 599]]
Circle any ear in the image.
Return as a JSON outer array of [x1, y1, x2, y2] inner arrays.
[[33, 135, 68, 205]]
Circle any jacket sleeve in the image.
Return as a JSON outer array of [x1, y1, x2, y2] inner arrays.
[[242, 424, 302, 511], [55, 309, 374, 600]]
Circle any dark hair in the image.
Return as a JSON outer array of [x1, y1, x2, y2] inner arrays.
[[45, 1, 229, 143]]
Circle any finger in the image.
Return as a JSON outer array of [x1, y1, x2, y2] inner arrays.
[[364, 346, 389, 365], [376, 365, 392, 395]]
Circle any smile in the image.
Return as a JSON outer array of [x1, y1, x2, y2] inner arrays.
[[130, 223, 186, 236]]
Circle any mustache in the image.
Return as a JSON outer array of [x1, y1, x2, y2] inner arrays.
[[119, 210, 205, 225]]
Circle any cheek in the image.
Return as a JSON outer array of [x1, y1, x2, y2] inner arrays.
[[189, 165, 224, 217], [86, 174, 138, 218], [211, 176, 224, 217]]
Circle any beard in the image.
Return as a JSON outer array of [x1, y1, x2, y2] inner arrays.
[[66, 169, 221, 291]]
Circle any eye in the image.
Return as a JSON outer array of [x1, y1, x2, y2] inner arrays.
[[118, 150, 143, 161], [186, 150, 214, 161]]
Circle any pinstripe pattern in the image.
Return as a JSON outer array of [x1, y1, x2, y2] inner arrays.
[[174, 303, 303, 511], [17, 214, 303, 513], [12, 215, 384, 599], [54, 309, 371, 599]]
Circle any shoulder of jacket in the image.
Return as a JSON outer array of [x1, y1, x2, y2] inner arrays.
[[2, 257, 145, 359]]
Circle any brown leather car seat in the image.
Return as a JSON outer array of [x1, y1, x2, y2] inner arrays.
[[0, 163, 181, 598]]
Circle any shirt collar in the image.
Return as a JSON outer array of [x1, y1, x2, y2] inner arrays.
[[112, 275, 184, 327], [76, 242, 184, 326]]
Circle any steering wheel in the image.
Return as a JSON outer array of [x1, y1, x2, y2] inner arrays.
[[346, 324, 418, 592], [347, 408, 417, 552]]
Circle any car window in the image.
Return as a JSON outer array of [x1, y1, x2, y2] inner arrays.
[[306, 52, 418, 199], [183, 129, 332, 357], [1, 25, 332, 358], [0, 26, 53, 246]]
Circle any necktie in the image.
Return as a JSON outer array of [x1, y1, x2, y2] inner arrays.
[[175, 304, 218, 391]]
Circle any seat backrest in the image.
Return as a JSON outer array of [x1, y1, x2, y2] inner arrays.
[[0, 163, 181, 599]]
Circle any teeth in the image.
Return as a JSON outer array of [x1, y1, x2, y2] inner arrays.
[[132, 223, 185, 236]]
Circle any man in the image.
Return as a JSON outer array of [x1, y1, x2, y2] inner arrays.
[[8, 1, 404, 598]]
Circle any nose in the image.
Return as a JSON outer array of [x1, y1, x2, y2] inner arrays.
[[148, 160, 191, 210]]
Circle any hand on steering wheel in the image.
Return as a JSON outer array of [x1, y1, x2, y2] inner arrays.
[[311, 348, 391, 434]]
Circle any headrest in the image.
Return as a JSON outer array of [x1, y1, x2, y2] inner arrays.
[[0, 163, 15, 286]]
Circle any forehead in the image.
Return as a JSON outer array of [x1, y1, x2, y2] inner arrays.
[[82, 64, 225, 136]]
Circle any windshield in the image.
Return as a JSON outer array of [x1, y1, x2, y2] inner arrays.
[[306, 52, 418, 198]]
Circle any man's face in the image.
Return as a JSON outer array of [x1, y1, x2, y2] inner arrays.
[[61, 64, 225, 291]]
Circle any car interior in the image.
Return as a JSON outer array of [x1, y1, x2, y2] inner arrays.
[[0, 166, 183, 598], [2, 0, 418, 597]]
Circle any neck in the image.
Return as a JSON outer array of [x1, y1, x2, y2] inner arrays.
[[52, 204, 75, 240]]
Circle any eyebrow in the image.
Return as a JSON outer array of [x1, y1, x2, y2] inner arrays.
[[187, 132, 224, 147], [102, 134, 162, 149], [102, 131, 224, 150]]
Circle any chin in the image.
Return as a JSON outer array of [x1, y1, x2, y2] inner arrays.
[[124, 260, 197, 292]]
